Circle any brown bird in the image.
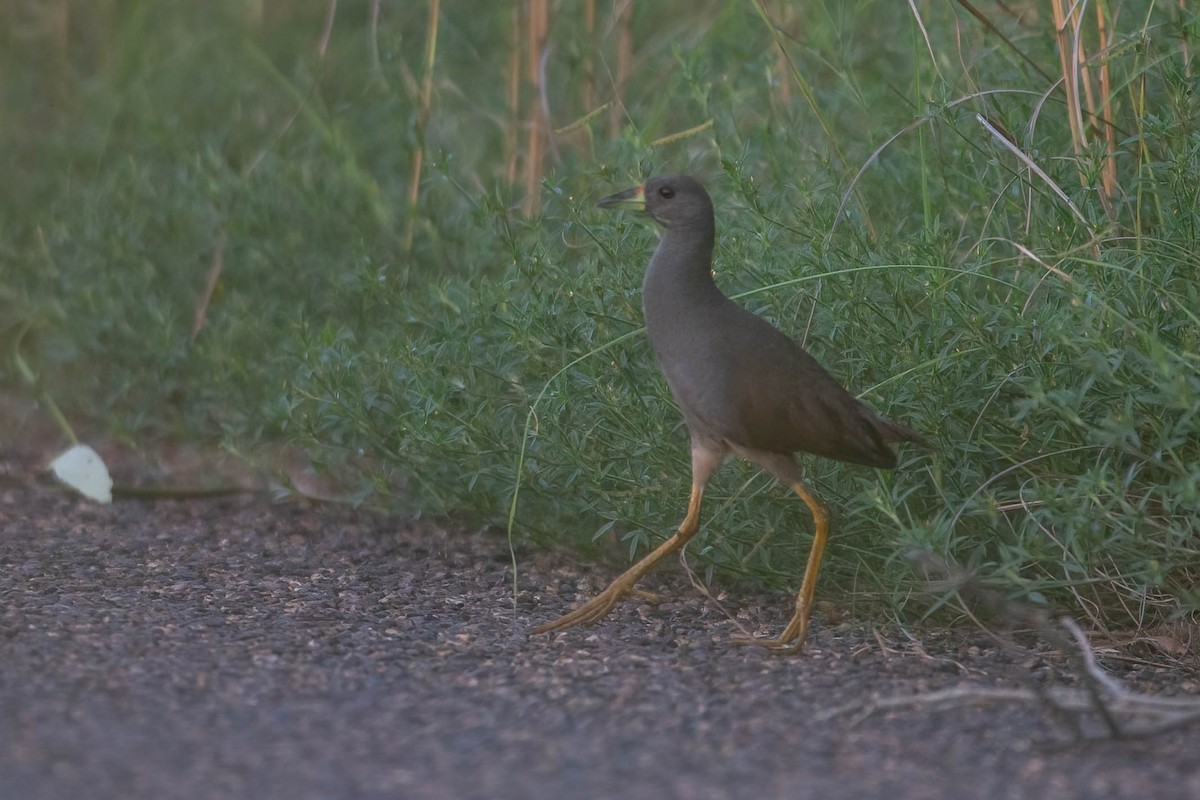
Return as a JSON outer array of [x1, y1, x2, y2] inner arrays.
[[534, 175, 926, 653]]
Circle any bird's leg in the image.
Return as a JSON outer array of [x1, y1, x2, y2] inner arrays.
[[731, 480, 829, 654], [533, 484, 707, 635]]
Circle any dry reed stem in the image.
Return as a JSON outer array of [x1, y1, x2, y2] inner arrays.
[[978, 114, 1091, 231], [583, 0, 596, 112], [1182, 0, 1193, 75], [1075, 7, 1099, 135], [505, 0, 521, 187], [1069, 2, 1118, 215], [317, 0, 337, 58], [1051, 0, 1118, 216], [404, 0, 441, 251], [191, 232, 228, 343], [1050, 0, 1090, 192], [609, 0, 633, 137], [522, 0, 548, 216], [772, 1, 794, 108], [1095, 4, 1117, 203]]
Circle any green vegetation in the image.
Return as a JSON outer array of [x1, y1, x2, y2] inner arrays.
[[3, 1, 1198, 634]]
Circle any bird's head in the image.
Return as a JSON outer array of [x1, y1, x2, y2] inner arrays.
[[597, 175, 713, 230]]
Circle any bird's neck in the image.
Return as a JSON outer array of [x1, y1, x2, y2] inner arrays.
[[643, 223, 721, 307]]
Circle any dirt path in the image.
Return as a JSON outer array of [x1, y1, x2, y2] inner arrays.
[[3, 462, 1199, 799]]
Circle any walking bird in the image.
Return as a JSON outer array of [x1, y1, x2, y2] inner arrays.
[[535, 175, 927, 653]]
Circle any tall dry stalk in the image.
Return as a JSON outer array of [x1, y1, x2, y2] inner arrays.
[[1094, 4, 1116, 204], [1049, 0, 1116, 216], [317, 0, 337, 57], [404, 0, 441, 250], [1050, 0, 1088, 180], [772, 1, 794, 110], [609, 0, 633, 136], [505, 0, 522, 187], [1181, 0, 1193, 76], [582, 0, 596, 112], [522, 0, 549, 215]]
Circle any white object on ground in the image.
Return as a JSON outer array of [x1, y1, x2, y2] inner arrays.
[[50, 444, 113, 504]]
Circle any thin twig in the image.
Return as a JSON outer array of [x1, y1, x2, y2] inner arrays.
[[818, 617, 1200, 740], [192, 232, 228, 343], [317, 0, 338, 58], [677, 551, 756, 639]]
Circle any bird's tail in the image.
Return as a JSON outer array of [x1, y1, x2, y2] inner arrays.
[[879, 417, 934, 450]]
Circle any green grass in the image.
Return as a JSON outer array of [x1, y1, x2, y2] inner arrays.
[[3, 0, 1198, 635]]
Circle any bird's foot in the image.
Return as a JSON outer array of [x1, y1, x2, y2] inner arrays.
[[729, 633, 808, 655], [729, 612, 810, 654], [533, 581, 635, 634]]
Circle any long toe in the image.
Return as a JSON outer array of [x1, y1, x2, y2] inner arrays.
[[729, 621, 810, 654], [532, 586, 627, 634], [729, 635, 808, 654]]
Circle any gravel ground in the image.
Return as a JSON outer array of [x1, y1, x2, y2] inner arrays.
[[3, 460, 1200, 800]]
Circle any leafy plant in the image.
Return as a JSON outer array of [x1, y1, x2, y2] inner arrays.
[[3, 0, 1197, 635]]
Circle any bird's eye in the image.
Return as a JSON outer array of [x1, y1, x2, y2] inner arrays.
[[659, 186, 675, 199]]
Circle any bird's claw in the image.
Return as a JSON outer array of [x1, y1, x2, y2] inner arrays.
[[532, 585, 631, 634], [729, 613, 811, 654], [729, 634, 808, 655]]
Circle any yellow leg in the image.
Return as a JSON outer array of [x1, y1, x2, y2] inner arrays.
[[731, 480, 829, 654], [533, 485, 706, 634]]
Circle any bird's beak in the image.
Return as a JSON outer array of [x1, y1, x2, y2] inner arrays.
[[596, 184, 646, 211]]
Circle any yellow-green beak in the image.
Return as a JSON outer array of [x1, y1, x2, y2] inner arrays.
[[596, 184, 646, 211]]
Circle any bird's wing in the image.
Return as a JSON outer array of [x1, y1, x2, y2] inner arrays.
[[667, 305, 898, 468]]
